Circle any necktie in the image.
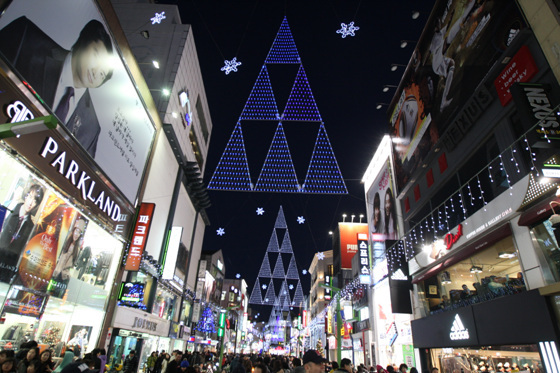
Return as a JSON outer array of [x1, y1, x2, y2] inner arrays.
[[54, 86, 75, 122]]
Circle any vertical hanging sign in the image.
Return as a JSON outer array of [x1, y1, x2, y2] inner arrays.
[[357, 233, 371, 284], [124, 203, 156, 271]]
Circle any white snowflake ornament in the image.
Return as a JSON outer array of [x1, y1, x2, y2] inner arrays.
[[262, 284, 267, 290], [236, 273, 241, 279], [289, 284, 294, 290], [216, 227, 225, 236], [256, 207, 265, 215], [221, 57, 242, 75], [297, 216, 305, 224], [317, 252, 325, 260], [151, 12, 166, 25], [336, 21, 360, 38]]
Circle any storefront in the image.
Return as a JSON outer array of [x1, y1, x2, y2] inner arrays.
[[411, 290, 557, 373], [109, 306, 171, 371], [0, 61, 134, 355]]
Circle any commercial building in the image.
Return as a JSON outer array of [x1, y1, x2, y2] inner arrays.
[[0, 0, 158, 358], [373, 0, 560, 371]]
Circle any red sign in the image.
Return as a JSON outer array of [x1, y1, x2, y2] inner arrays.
[[444, 224, 463, 251], [124, 203, 156, 271], [338, 223, 368, 269], [494, 45, 538, 106]]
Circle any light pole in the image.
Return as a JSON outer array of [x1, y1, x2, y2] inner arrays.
[[320, 283, 342, 365]]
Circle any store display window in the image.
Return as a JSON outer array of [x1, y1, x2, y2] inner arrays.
[[430, 345, 543, 373], [0, 148, 124, 353], [418, 237, 525, 315], [152, 286, 177, 320], [530, 220, 560, 283], [118, 272, 153, 311]]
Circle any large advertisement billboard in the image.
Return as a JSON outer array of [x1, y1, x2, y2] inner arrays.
[[338, 223, 368, 269], [365, 159, 399, 241], [0, 0, 156, 203], [388, 0, 525, 192]]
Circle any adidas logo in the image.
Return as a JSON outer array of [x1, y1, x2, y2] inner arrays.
[[449, 314, 469, 340], [391, 269, 408, 281]]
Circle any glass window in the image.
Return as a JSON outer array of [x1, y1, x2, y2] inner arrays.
[[430, 345, 543, 373], [152, 285, 177, 320], [530, 219, 560, 283], [418, 236, 525, 315]]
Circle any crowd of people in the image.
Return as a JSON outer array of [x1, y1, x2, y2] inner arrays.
[[135, 348, 422, 373], [0, 341, 106, 373]]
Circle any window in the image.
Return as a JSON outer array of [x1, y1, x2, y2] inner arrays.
[[195, 96, 209, 143], [189, 126, 204, 169]]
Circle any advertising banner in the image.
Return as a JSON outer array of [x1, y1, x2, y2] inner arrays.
[[365, 159, 399, 241], [338, 223, 368, 269], [0, 0, 156, 204], [124, 203, 156, 271], [388, 0, 526, 192]]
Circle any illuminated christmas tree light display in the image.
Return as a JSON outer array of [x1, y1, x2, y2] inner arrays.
[[239, 65, 279, 121], [281, 66, 322, 122], [265, 17, 301, 64]]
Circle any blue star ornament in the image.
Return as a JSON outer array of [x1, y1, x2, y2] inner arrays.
[[297, 216, 305, 224], [216, 227, 225, 236], [256, 207, 265, 215], [221, 57, 242, 75], [302, 269, 307, 275], [336, 21, 360, 38], [151, 12, 166, 24]]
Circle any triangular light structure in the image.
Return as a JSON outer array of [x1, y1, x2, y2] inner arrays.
[[280, 231, 293, 254], [267, 231, 280, 252], [282, 65, 322, 122], [207, 122, 253, 191], [301, 124, 348, 194], [275, 206, 287, 228], [263, 279, 276, 305], [265, 17, 301, 64], [249, 278, 263, 304], [239, 65, 280, 121], [255, 123, 300, 192], [272, 254, 286, 279], [292, 280, 305, 305], [258, 253, 272, 277], [286, 256, 299, 279]]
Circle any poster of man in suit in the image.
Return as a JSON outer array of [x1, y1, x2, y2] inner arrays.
[[0, 0, 155, 204]]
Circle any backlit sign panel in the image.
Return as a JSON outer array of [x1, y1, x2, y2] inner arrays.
[[124, 203, 156, 271]]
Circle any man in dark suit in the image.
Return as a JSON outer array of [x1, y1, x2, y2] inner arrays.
[[0, 16, 114, 157]]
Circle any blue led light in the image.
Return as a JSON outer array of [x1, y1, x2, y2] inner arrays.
[[286, 255, 299, 279], [265, 17, 301, 64], [274, 205, 287, 228], [272, 255, 285, 278], [258, 251, 272, 277], [301, 124, 348, 194], [255, 123, 300, 192], [249, 278, 263, 304], [279, 231, 293, 253], [282, 65, 322, 122], [208, 122, 253, 191], [240, 65, 280, 120]]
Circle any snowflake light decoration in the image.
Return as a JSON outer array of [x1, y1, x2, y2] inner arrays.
[[221, 57, 242, 75], [302, 269, 307, 275], [256, 207, 265, 215], [265, 298, 269, 302], [317, 252, 325, 260], [336, 21, 360, 38], [151, 12, 166, 25], [216, 227, 225, 236], [262, 284, 267, 290], [289, 284, 294, 290], [297, 216, 305, 224], [236, 273, 241, 279]]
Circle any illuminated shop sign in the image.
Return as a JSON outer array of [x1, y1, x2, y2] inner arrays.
[[357, 233, 371, 284], [124, 203, 156, 271], [449, 314, 469, 340], [5, 100, 33, 123]]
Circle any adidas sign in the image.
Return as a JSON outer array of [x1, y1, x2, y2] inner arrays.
[[449, 314, 469, 340], [391, 269, 408, 281]]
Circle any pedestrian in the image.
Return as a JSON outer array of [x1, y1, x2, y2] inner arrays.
[[147, 352, 157, 373], [123, 351, 138, 373], [17, 348, 39, 373], [166, 352, 183, 373], [376, 366, 384, 373], [2, 358, 16, 373], [336, 360, 352, 373], [398, 365, 407, 373], [301, 350, 326, 373], [37, 350, 55, 373], [161, 354, 170, 373]]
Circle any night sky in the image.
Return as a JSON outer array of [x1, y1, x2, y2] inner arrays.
[[158, 0, 435, 316]]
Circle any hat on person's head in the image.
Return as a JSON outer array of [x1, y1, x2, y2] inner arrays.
[[377, 365, 385, 372], [180, 361, 190, 368], [302, 350, 326, 365]]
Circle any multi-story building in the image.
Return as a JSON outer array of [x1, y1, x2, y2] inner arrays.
[[308, 250, 333, 355], [107, 0, 213, 366], [220, 278, 248, 354], [0, 0, 161, 362], [368, 0, 560, 371]]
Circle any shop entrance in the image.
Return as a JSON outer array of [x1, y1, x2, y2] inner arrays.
[[108, 333, 141, 371]]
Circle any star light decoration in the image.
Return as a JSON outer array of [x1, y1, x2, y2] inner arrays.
[[151, 12, 166, 25], [216, 227, 225, 236], [317, 251, 325, 260], [297, 216, 305, 224], [336, 21, 360, 38], [256, 207, 265, 215], [221, 57, 242, 75]]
